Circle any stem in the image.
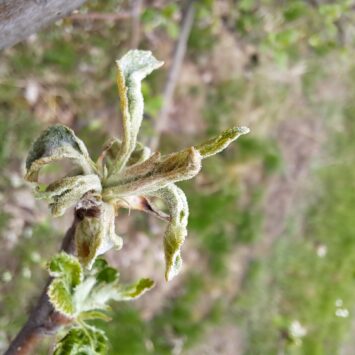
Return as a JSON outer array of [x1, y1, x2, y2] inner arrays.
[[4, 222, 76, 355], [5, 193, 101, 355]]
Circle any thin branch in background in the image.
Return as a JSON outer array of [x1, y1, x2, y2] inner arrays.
[[130, 0, 144, 48], [150, 0, 198, 151], [67, 12, 131, 21], [307, 0, 319, 7]]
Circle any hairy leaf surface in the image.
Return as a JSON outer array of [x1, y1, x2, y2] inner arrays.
[[25, 124, 95, 182], [103, 147, 201, 198], [54, 326, 108, 355], [75, 202, 122, 269], [47, 253, 83, 317], [195, 126, 250, 158], [36, 174, 102, 217], [147, 184, 189, 281], [109, 50, 163, 175]]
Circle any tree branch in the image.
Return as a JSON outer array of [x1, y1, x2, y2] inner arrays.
[[5, 194, 101, 355], [0, 0, 88, 50], [67, 11, 131, 22], [130, 0, 143, 49], [4, 223, 76, 355], [150, 0, 197, 150]]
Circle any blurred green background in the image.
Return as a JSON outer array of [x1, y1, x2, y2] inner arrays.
[[1, 0, 355, 354]]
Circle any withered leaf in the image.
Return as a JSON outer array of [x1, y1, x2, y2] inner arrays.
[[25, 124, 95, 182]]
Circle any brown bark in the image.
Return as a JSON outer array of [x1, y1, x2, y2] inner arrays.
[[4, 222, 76, 355], [5, 194, 101, 355]]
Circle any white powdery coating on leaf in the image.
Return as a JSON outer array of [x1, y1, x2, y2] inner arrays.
[[237, 126, 250, 135], [111, 50, 164, 173]]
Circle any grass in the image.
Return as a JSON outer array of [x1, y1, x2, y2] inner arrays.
[[102, 274, 209, 354], [235, 83, 355, 355]]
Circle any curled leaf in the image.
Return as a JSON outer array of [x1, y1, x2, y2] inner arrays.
[[25, 124, 95, 182], [103, 147, 201, 198], [54, 326, 108, 355], [109, 50, 164, 175], [47, 252, 83, 317], [75, 202, 122, 269], [147, 184, 189, 281], [113, 195, 170, 221], [113, 278, 155, 301], [36, 174, 102, 217], [75, 277, 155, 312], [78, 310, 112, 322], [98, 139, 151, 176], [194, 126, 250, 159], [73, 260, 153, 314], [71, 260, 117, 315]]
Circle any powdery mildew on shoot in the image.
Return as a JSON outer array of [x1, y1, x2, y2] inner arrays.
[[24, 50, 250, 353]]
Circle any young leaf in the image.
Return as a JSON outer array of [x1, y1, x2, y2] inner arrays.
[[103, 147, 201, 198], [72, 258, 119, 314], [98, 138, 151, 176], [48, 279, 76, 316], [36, 174, 102, 217], [94, 258, 119, 284], [147, 184, 189, 281], [47, 253, 83, 317], [48, 252, 83, 285], [72, 260, 153, 314], [54, 326, 108, 355], [113, 195, 170, 221], [109, 50, 163, 175], [75, 202, 123, 269], [78, 310, 112, 322], [25, 124, 95, 182], [113, 277, 155, 300], [194, 126, 250, 158]]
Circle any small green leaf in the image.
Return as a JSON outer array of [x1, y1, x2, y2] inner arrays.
[[72, 260, 153, 314], [48, 255, 153, 320], [47, 253, 83, 317], [114, 278, 155, 300], [25, 124, 95, 182], [75, 202, 122, 269], [73, 276, 154, 313], [78, 310, 112, 322], [147, 184, 189, 281], [54, 326, 108, 355], [109, 50, 163, 176], [36, 174, 102, 217], [48, 279, 76, 316], [194, 126, 250, 159], [94, 259, 119, 284], [73, 276, 119, 313], [48, 252, 83, 289], [103, 147, 201, 198]]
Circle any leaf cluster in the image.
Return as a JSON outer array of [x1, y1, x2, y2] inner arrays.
[[24, 50, 249, 353]]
